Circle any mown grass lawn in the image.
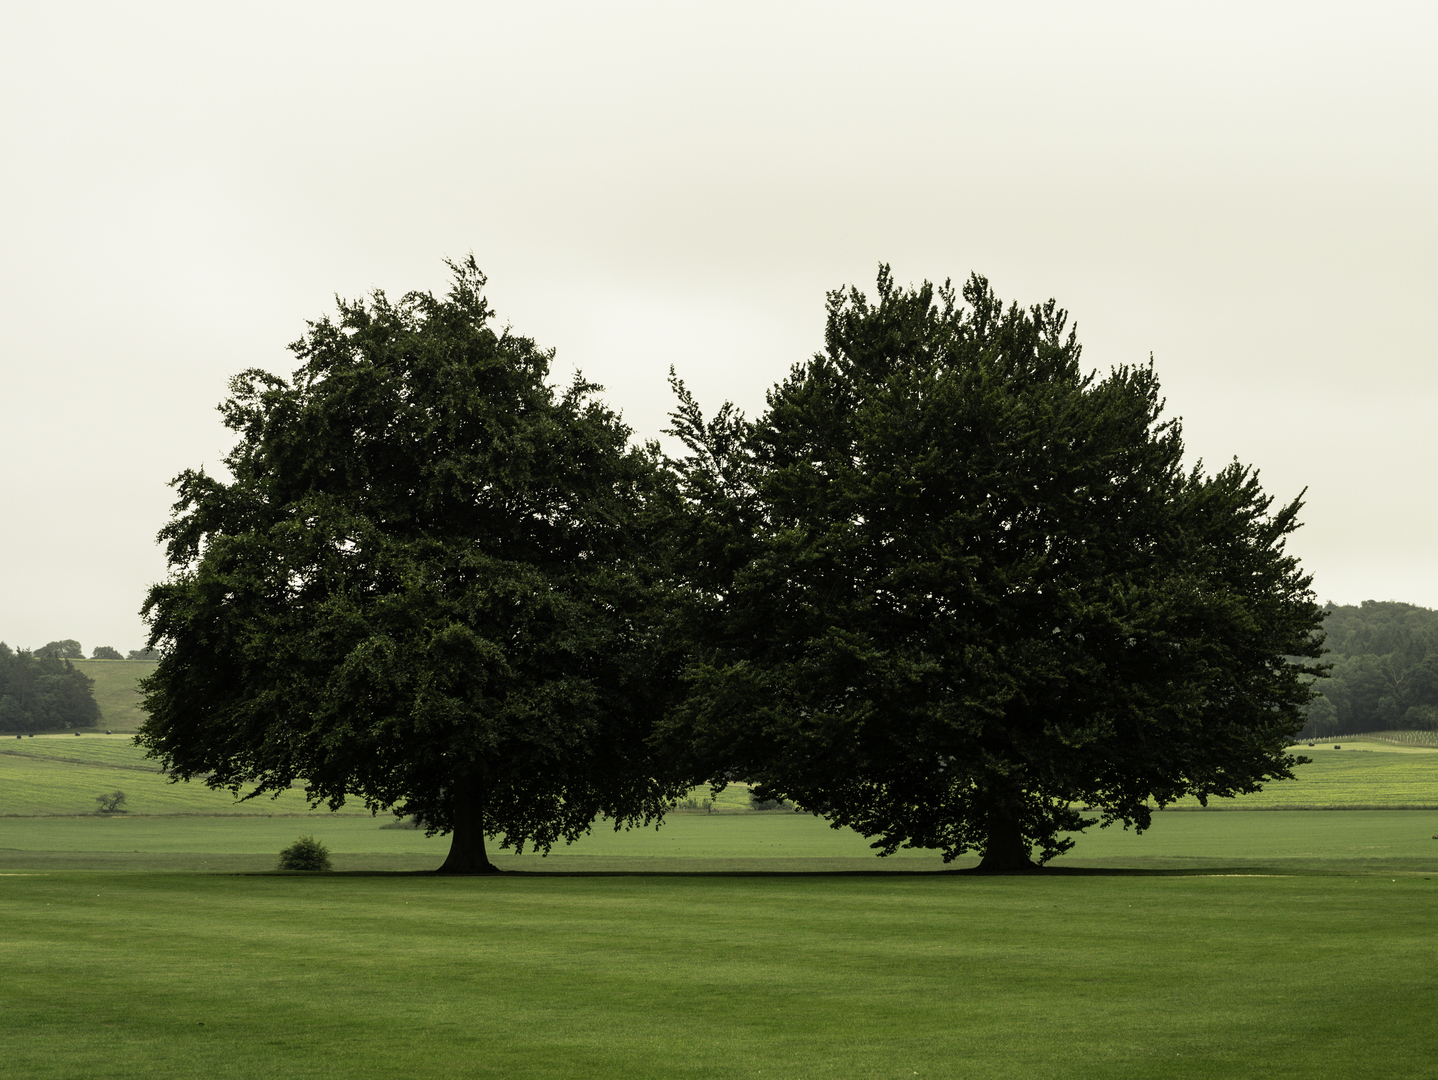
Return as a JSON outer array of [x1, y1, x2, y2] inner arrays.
[[4, 763, 1438, 1078], [5, 807, 1437, 875], [3, 868, 1435, 1080]]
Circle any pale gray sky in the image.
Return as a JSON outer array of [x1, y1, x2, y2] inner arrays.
[[2, 1, 1434, 653]]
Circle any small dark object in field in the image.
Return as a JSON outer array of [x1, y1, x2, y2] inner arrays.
[[95, 791, 127, 814], [277, 835, 332, 871], [74, 731, 81, 736], [1334, 745, 1341, 749], [105, 730, 112, 735]]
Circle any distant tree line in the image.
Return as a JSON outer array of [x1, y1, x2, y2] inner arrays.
[[0, 643, 101, 732], [1301, 601, 1438, 737], [31, 640, 156, 661]]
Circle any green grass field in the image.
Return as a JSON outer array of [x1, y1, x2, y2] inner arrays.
[[3, 863, 1436, 1079], [5, 735, 1438, 1078], [1160, 738, 1438, 809], [66, 658, 156, 732], [7, 733, 1437, 822], [4, 807, 1437, 874], [0, 735, 359, 817]]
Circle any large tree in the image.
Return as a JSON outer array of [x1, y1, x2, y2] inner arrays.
[[663, 268, 1326, 871], [138, 258, 688, 872], [35, 639, 83, 660]]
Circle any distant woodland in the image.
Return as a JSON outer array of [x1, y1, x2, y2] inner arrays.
[[0, 643, 101, 732], [3, 600, 1434, 739], [1301, 601, 1438, 738]]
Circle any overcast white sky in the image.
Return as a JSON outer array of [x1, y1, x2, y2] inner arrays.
[[2, 1, 1434, 654]]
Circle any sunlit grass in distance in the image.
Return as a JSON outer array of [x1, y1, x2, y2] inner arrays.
[[7, 734, 1438, 820], [65, 659, 155, 732]]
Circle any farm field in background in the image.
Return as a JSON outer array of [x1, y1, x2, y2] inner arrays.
[[0, 734, 755, 818], [1158, 737, 1438, 809], [6, 733, 1438, 820], [1339, 730, 1438, 747], [66, 659, 155, 732], [0, 736, 352, 817]]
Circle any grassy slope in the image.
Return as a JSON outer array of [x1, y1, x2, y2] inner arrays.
[[2, 871, 1436, 1080], [0, 737, 362, 817], [0, 736, 759, 817], [67, 659, 155, 731]]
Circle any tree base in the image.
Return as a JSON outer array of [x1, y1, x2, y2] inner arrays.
[[437, 779, 498, 873], [971, 852, 1041, 874], [434, 858, 502, 875], [974, 802, 1039, 873]]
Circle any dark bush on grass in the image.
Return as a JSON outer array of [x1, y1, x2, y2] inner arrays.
[[278, 835, 332, 871], [749, 793, 796, 812]]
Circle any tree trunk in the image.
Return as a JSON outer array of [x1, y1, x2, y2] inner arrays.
[[436, 778, 500, 874], [974, 797, 1037, 873]]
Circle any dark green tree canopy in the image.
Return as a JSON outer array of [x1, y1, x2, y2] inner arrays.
[[0, 643, 100, 732], [663, 268, 1325, 870], [139, 258, 688, 872], [35, 639, 83, 660], [1301, 600, 1438, 737], [90, 646, 124, 660]]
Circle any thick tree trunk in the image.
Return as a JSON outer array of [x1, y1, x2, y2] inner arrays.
[[436, 778, 500, 874], [974, 798, 1038, 873]]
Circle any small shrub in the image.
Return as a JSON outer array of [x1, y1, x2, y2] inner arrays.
[[277, 835, 332, 871], [669, 797, 714, 812], [749, 792, 796, 812], [95, 790, 127, 814]]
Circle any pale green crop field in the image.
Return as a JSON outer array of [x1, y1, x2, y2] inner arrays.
[[7, 733, 1438, 823], [1158, 738, 1438, 809], [67, 658, 155, 731], [0, 736, 356, 817]]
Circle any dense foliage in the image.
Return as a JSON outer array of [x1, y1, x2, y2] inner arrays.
[[90, 646, 124, 660], [35, 639, 83, 660], [0, 642, 102, 732], [139, 258, 688, 873], [1301, 601, 1438, 737], [277, 835, 332, 871], [662, 268, 1326, 870]]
